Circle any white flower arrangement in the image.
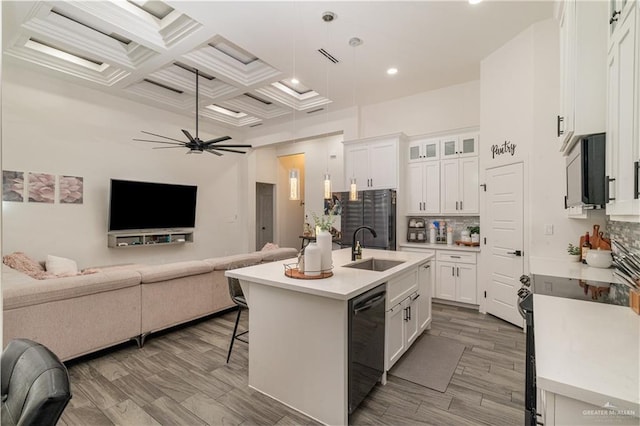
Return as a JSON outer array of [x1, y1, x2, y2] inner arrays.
[[311, 211, 336, 232]]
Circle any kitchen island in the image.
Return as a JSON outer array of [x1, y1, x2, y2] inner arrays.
[[225, 248, 433, 425]]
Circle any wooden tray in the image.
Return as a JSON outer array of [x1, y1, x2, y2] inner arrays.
[[455, 240, 480, 247], [284, 265, 333, 280]]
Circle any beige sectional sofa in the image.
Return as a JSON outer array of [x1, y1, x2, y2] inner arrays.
[[2, 248, 297, 361]]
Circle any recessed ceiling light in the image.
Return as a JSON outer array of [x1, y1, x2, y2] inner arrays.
[[469, 0, 483, 4], [387, 68, 398, 75], [291, 78, 299, 85]]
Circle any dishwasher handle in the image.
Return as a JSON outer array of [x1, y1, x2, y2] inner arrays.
[[353, 291, 386, 314]]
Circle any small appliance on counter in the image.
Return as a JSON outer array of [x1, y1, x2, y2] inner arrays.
[[407, 217, 426, 242]]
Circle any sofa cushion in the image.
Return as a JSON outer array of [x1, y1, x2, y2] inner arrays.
[[204, 252, 263, 270], [2, 269, 141, 310], [259, 247, 298, 262], [45, 255, 78, 276], [136, 260, 213, 284], [2, 252, 54, 280]]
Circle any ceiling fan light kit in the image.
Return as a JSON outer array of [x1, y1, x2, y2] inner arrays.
[[133, 68, 252, 156]]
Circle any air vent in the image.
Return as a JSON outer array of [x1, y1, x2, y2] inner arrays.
[[29, 38, 103, 65], [143, 78, 183, 94], [127, 0, 174, 19], [249, 123, 263, 127], [210, 42, 258, 65], [306, 108, 324, 114], [317, 48, 339, 64], [173, 62, 215, 80], [244, 93, 272, 105], [51, 9, 131, 45]]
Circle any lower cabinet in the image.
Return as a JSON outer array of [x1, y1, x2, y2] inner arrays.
[[417, 260, 433, 332], [435, 251, 477, 304], [385, 268, 420, 370]]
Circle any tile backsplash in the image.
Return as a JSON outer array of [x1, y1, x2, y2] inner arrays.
[[606, 220, 640, 254], [410, 216, 480, 240]]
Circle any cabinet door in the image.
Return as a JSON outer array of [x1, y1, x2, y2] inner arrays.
[[417, 262, 433, 332], [405, 295, 420, 346], [459, 157, 479, 213], [440, 136, 459, 159], [423, 162, 440, 214], [345, 144, 369, 190], [606, 7, 639, 217], [369, 140, 397, 189], [406, 163, 425, 214], [456, 264, 477, 304], [440, 159, 459, 213], [559, 0, 575, 147], [436, 261, 456, 300], [423, 138, 440, 161], [386, 303, 406, 369], [457, 133, 478, 158], [408, 141, 422, 162]]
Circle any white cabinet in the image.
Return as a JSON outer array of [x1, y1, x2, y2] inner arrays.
[[440, 133, 478, 159], [385, 268, 420, 370], [606, 0, 640, 221], [435, 251, 477, 304], [556, 0, 608, 154], [441, 157, 479, 214], [406, 162, 440, 214], [417, 261, 433, 332], [344, 133, 406, 190], [408, 137, 439, 162]]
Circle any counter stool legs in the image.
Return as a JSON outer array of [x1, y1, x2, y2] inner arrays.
[[226, 305, 248, 363]]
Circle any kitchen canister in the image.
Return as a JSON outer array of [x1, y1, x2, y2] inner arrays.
[[429, 225, 436, 244], [304, 243, 321, 276], [447, 227, 453, 245], [316, 229, 333, 272], [461, 230, 471, 242]]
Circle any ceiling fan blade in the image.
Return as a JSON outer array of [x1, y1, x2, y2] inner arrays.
[[141, 131, 186, 143], [133, 139, 186, 146], [209, 147, 247, 154], [210, 144, 252, 148], [202, 136, 232, 145], [204, 149, 223, 156], [182, 129, 196, 142], [152, 146, 188, 149]]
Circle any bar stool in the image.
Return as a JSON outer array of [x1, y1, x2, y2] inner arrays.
[[226, 277, 249, 363]]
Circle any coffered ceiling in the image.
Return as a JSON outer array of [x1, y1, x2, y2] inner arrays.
[[2, 1, 554, 132]]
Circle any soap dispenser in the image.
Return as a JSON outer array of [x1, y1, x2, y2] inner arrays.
[[355, 241, 362, 260]]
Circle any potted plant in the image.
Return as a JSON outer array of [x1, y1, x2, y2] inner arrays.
[[567, 243, 581, 261], [468, 226, 480, 243]]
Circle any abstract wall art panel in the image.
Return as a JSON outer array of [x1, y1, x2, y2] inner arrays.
[[28, 172, 55, 203], [59, 175, 83, 204], [2, 171, 24, 202]]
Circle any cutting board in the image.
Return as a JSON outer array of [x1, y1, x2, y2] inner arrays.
[[590, 224, 611, 250]]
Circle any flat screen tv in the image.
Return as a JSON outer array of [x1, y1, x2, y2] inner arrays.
[[108, 179, 197, 231]]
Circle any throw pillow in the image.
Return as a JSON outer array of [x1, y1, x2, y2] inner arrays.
[[2, 252, 54, 280], [46, 255, 78, 277], [261, 242, 280, 251]]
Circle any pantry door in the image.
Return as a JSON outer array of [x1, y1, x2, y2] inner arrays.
[[486, 163, 524, 327]]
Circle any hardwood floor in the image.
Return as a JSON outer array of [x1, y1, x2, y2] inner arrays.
[[60, 303, 525, 426]]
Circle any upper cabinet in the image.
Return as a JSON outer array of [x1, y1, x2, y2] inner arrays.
[[408, 137, 439, 162], [440, 133, 478, 159], [606, 0, 639, 221], [557, 0, 608, 155], [344, 133, 407, 191]]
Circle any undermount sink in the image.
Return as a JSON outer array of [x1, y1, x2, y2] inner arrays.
[[343, 258, 405, 272]]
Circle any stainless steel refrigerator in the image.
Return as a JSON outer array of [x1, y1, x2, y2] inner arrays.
[[334, 189, 397, 250]]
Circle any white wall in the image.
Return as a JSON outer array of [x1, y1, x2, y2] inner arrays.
[[2, 66, 250, 268]]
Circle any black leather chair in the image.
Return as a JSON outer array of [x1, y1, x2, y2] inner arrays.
[[226, 277, 249, 363], [1, 339, 72, 426]]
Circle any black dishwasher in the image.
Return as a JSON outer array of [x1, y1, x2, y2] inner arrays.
[[348, 283, 386, 414]]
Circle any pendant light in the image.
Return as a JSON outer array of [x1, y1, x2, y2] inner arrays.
[[289, 169, 300, 200], [323, 173, 332, 199], [348, 37, 363, 202], [322, 12, 334, 201]]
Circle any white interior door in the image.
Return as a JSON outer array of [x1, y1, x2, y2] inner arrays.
[[486, 163, 524, 327], [256, 182, 274, 250]]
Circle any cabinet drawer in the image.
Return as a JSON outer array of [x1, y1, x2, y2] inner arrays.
[[436, 251, 476, 264], [387, 269, 418, 307]]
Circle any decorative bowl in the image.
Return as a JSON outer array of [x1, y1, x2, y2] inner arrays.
[[586, 250, 613, 269]]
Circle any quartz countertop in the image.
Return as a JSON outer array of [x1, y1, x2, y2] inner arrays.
[[226, 248, 433, 301], [530, 256, 618, 283], [399, 242, 481, 252], [534, 294, 640, 414]]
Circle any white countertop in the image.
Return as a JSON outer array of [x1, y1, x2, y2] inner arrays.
[[534, 294, 640, 413], [399, 242, 481, 252], [226, 248, 434, 301], [530, 256, 618, 283]]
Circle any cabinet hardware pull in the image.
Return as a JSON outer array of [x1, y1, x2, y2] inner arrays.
[[451, 255, 461, 258], [424, 264, 431, 269], [557, 115, 564, 137], [605, 176, 616, 202], [457, 267, 460, 277], [460, 201, 463, 210], [610, 10, 620, 24], [408, 306, 411, 320], [634, 161, 639, 199], [456, 201, 459, 210], [507, 250, 523, 256], [451, 267, 455, 276]]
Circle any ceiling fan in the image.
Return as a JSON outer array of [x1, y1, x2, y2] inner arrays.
[[133, 68, 252, 156]]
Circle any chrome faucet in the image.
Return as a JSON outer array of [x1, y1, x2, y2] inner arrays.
[[352, 226, 377, 261]]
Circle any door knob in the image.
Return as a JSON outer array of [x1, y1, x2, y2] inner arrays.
[[261, 227, 266, 230], [507, 250, 523, 256]]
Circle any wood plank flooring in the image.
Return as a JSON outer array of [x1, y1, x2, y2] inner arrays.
[[60, 303, 525, 425]]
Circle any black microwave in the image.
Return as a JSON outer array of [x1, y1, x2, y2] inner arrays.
[[565, 133, 605, 208]]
